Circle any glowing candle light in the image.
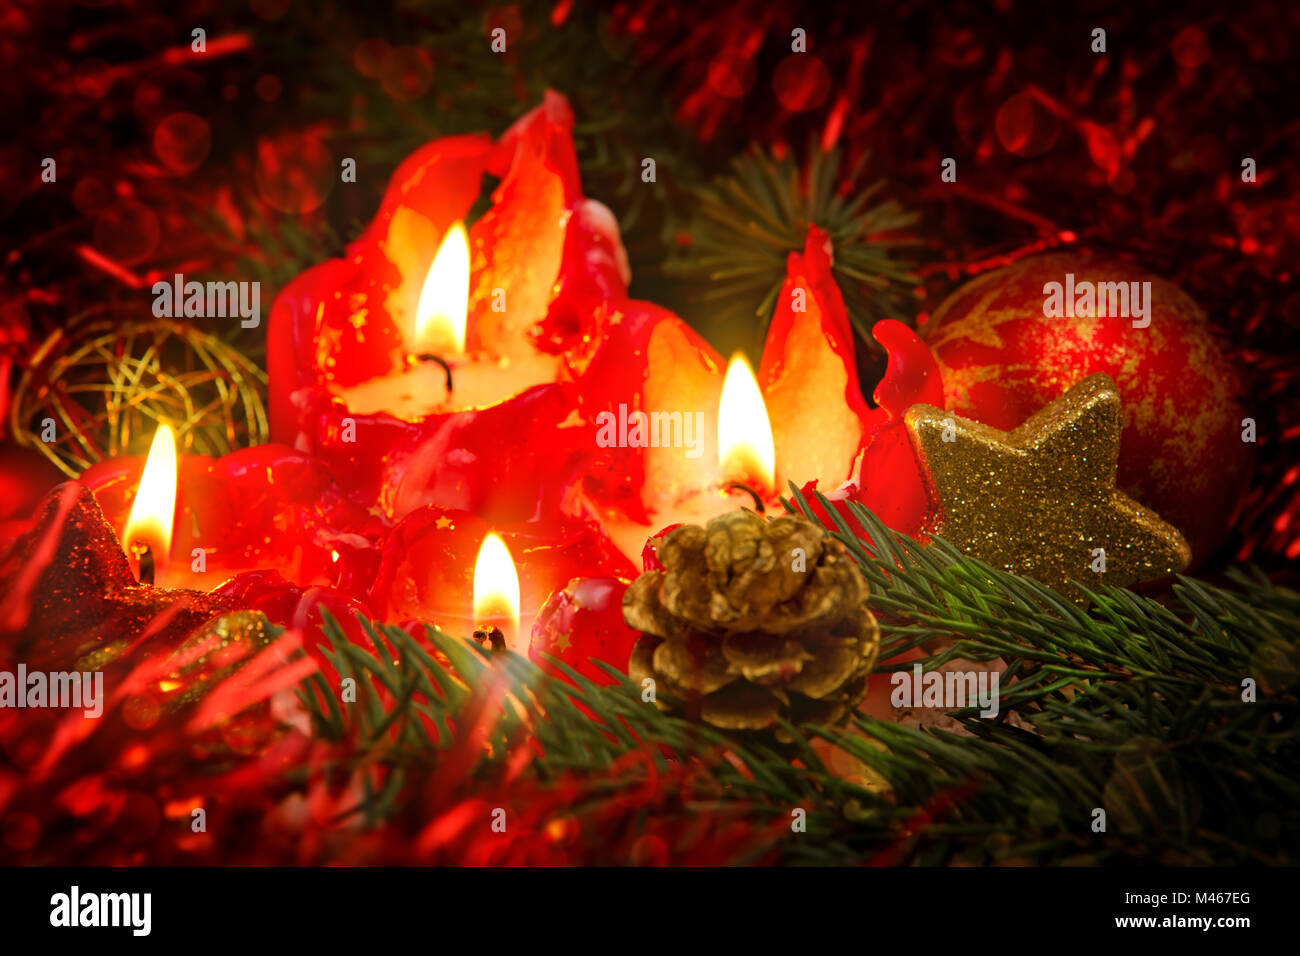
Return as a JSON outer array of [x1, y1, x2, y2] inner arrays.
[[472, 532, 521, 652], [122, 424, 178, 585], [717, 352, 777, 497], [413, 221, 471, 357], [334, 215, 561, 420]]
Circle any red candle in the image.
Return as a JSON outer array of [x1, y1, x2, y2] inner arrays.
[[367, 504, 635, 657], [590, 346, 783, 561], [81, 425, 375, 596], [267, 93, 629, 524], [330, 221, 566, 419], [574, 226, 944, 561]]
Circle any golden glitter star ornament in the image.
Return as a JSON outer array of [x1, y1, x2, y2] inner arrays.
[[904, 373, 1190, 596]]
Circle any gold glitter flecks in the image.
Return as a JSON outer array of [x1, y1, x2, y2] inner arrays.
[[162, 610, 279, 711], [905, 373, 1190, 599]]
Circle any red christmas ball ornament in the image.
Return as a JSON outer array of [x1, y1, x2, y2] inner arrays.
[[529, 576, 639, 685], [924, 253, 1254, 565]]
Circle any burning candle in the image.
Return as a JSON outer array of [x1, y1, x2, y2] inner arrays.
[[471, 532, 520, 651], [267, 94, 631, 524], [717, 352, 777, 501], [83, 424, 375, 595], [593, 351, 781, 561], [366, 503, 635, 656], [417, 221, 472, 357], [576, 226, 945, 562], [332, 222, 562, 419], [122, 423, 177, 585]]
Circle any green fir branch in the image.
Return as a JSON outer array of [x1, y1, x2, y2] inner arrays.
[[664, 144, 920, 355]]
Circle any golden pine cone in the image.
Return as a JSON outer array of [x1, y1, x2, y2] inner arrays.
[[624, 510, 879, 735]]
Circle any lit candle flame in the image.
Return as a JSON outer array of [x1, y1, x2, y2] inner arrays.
[[473, 532, 520, 648], [718, 352, 776, 493], [414, 221, 471, 356], [123, 423, 178, 582]]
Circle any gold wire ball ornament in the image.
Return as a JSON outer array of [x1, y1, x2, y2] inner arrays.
[[8, 314, 268, 476]]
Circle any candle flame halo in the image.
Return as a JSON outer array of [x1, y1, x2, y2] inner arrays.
[[123, 423, 178, 578], [473, 532, 520, 645], [718, 352, 776, 492], [415, 221, 471, 356]]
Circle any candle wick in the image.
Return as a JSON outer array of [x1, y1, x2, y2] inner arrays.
[[472, 625, 507, 653], [131, 542, 155, 586], [723, 481, 766, 515], [411, 353, 454, 394]]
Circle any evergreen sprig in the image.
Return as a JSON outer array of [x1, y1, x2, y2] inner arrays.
[[663, 145, 920, 354], [786, 487, 1300, 864], [289, 487, 1299, 865]]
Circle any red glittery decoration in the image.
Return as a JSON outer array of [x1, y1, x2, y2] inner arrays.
[[0, 483, 237, 667]]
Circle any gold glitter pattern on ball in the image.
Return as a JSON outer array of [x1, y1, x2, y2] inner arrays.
[[904, 373, 1190, 598]]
